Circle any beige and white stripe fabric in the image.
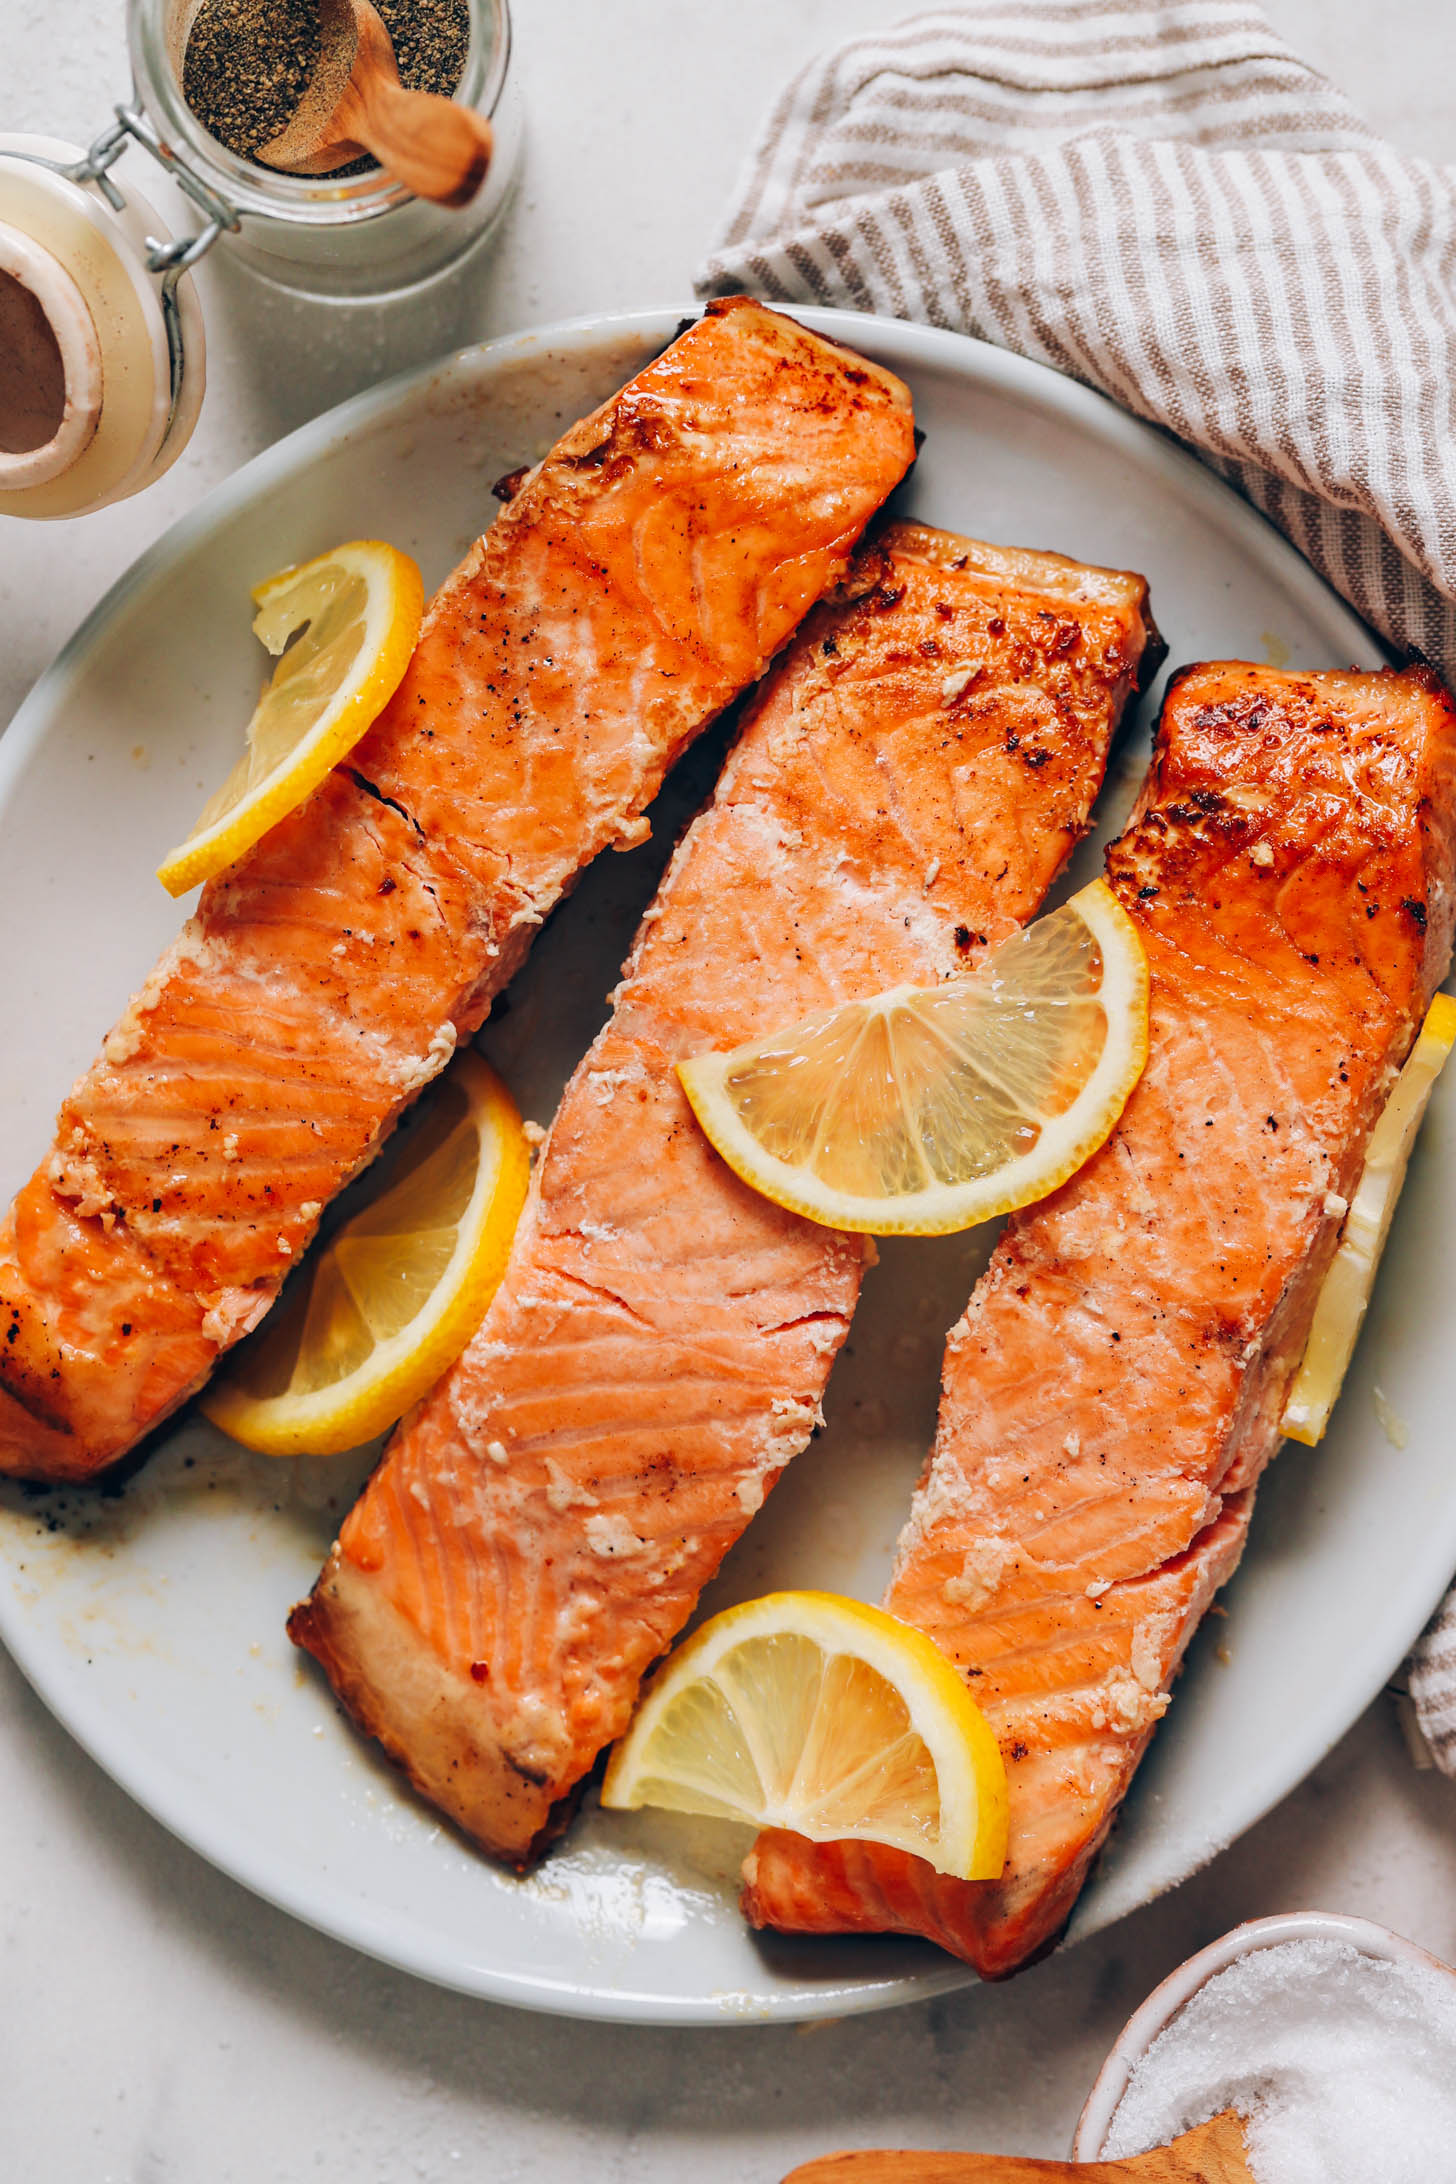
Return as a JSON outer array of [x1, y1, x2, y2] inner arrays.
[[1409, 1628, 1456, 1773], [699, 0, 1456, 684], [699, 0, 1456, 1768]]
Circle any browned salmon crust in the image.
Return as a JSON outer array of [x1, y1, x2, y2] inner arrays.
[[290, 523, 1161, 1865], [744, 660, 1456, 1976], [0, 299, 916, 1482]]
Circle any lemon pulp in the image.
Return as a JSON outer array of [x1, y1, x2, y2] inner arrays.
[[203, 1050, 530, 1457], [678, 878, 1149, 1235], [602, 1589, 1008, 1880], [157, 538, 423, 897]]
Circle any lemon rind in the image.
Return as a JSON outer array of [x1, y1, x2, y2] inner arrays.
[[678, 880, 1149, 1236], [201, 1052, 530, 1457], [1281, 991, 1456, 1446], [156, 540, 424, 899], [601, 1588, 1009, 1881]]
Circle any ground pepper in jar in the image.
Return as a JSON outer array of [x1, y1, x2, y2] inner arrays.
[[182, 0, 471, 167]]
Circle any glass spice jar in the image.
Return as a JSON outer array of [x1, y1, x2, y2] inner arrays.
[[126, 0, 522, 301], [0, 131, 208, 518]]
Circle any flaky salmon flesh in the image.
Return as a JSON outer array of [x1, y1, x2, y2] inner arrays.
[[289, 522, 1161, 1865], [743, 660, 1456, 1977], [0, 299, 916, 1482]]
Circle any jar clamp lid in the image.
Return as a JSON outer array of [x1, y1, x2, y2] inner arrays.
[[2, 3, 518, 515], [0, 107, 229, 518]]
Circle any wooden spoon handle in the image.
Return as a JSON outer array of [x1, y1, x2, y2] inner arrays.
[[781, 2112, 1252, 2184], [337, 75, 493, 206]]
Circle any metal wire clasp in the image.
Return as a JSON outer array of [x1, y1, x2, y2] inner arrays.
[[6, 100, 241, 433]]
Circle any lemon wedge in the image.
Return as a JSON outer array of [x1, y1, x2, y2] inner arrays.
[[157, 538, 424, 897], [1282, 992, 1456, 1447], [203, 1050, 529, 1457], [678, 878, 1148, 1235], [601, 1590, 1008, 1880]]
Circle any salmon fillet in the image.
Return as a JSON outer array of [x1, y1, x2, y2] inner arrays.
[[744, 660, 1456, 1977], [289, 521, 1161, 1864], [0, 298, 915, 1482]]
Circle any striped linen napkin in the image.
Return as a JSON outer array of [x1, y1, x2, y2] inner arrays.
[[697, 0, 1456, 1771]]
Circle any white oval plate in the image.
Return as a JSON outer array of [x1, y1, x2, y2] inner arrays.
[[0, 308, 1451, 2026]]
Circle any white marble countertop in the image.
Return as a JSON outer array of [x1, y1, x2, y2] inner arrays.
[[3, 5, 1455, 2178]]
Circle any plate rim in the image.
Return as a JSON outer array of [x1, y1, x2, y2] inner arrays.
[[1, 301, 1429, 2026]]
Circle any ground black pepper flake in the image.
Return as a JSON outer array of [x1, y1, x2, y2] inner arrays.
[[376, 0, 469, 93], [183, 0, 470, 169], [184, 0, 322, 157]]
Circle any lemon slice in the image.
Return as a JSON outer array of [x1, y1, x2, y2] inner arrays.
[[1282, 992, 1456, 1447], [157, 539, 424, 897], [678, 878, 1148, 1235], [203, 1050, 530, 1457], [601, 1590, 1008, 1880]]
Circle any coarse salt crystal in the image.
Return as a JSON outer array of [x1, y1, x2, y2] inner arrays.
[[1102, 1939, 1456, 2184]]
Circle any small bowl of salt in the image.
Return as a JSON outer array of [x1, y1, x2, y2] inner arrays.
[[1073, 1910, 1456, 2181]]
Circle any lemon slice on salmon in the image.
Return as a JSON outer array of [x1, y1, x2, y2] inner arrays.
[[203, 1051, 529, 1457], [678, 878, 1148, 1235], [1282, 992, 1456, 1447], [601, 1590, 1008, 1880], [157, 539, 424, 898]]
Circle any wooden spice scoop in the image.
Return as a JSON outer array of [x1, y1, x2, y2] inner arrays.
[[781, 2112, 1253, 2184], [260, 0, 493, 206]]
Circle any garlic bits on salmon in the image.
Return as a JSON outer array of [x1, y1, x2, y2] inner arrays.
[[678, 878, 1150, 1235], [1, 299, 916, 1485], [157, 539, 424, 897], [745, 661, 1456, 1980], [289, 524, 1161, 1871]]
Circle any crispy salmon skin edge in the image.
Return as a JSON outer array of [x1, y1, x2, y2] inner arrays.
[[287, 524, 1161, 1868], [740, 658, 1456, 1976], [0, 300, 916, 1483]]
